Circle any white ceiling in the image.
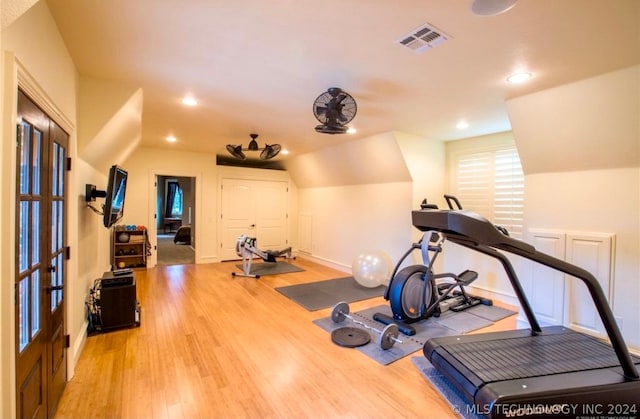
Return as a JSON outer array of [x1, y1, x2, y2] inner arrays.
[[45, 0, 640, 161]]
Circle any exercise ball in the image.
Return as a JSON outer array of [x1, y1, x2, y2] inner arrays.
[[352, 250, 392, 288]]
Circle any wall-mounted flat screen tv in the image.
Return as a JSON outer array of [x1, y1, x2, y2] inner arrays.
[[103, 165, 128, 228]]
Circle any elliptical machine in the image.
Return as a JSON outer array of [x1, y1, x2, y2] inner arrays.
[[377, 195, 492, 331]]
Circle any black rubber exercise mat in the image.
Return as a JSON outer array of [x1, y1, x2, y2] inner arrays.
[[275, 276, 386, 311]]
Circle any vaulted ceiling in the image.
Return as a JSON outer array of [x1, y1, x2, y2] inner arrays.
[[46, 0, 640, 161]]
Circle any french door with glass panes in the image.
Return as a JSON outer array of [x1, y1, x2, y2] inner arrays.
[[15, 89, 69, 419]]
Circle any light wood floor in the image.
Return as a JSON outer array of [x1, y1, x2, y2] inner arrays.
[[54, 258, 516, 419]]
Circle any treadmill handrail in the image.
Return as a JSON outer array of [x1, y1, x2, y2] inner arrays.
[[411, 208, 640, 381]]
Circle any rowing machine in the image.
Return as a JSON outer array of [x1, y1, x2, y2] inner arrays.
[[232, 235, 293, 278]]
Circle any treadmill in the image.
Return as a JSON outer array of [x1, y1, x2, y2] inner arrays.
[[413, 205, 640, 418]]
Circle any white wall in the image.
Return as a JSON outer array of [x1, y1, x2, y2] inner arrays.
[[74, 160, 111, 354], [285, 131, 412, 188], [290, 131, 445, 273], [507, 65, 639, 175], [507, 66, 640, 349], [77, 76, 143, 173], [122, 146, 218, 264], [297, 182, 413, 271]]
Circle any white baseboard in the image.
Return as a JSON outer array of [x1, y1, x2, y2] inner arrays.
[[297, 253, 351, 274], [465, 284, 520, 308], [67, 320, 88, 379]]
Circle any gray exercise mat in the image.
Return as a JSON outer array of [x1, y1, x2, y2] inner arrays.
[[234, 261, 304, 276], [313, 304, 516, 365], [276, 277, 386, 311], [412, 357, 482, 419]]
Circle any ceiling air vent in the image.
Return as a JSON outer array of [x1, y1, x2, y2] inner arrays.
[[397, 22, 449, 54]]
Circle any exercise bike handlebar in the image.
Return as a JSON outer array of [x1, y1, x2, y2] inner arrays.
[[383, 231, 444, 300], [444, 194, 463, 210]]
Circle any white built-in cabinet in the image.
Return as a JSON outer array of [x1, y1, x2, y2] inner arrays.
[[521, 229, 615, 339]]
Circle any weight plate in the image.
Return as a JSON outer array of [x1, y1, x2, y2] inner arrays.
[[331, 327, 371, 348], [378, 324, 399, 350], [331, 301, 350, 323]]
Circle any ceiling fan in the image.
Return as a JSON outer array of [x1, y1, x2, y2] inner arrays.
[[313, 87, 357, 134], [226, 133, 281, 160]]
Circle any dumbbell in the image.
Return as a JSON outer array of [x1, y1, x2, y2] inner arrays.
[[330, 301, 401, 350]]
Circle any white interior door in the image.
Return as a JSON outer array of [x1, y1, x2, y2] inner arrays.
[[220, 178, 288, 261]]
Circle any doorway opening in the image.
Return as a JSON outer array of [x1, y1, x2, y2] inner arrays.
[[156, 175, 196, 265]]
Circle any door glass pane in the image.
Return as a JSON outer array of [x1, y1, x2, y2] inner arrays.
[[31, 271, 40, 337], [18, 277, 29, 351], [51, 199, 57, 253], [19, 202, 29, 273], [32, 130, 42, 195], [32, 201, 40, 265], [19, 122, 30, 195], [58, 146, 66, 197], [52, 143, 58, 196], [57, 201, 63, 249]]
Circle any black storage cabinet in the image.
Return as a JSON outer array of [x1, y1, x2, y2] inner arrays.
[[100, 272, 138, 330]]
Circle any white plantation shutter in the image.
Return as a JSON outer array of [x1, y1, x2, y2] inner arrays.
[[452, 147, 524, 238], [493, 148, 524, 236], [455, 152, 492, 217]]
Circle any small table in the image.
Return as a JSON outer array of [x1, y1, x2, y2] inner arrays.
[[163, 218, 181, 233]]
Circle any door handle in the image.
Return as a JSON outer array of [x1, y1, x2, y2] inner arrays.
[[43, 285, 63, 294], [249, 224, 255, 228], [47, 264, 56, 273]]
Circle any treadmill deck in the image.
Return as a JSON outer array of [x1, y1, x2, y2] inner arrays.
[[439, 331, 640, 383]]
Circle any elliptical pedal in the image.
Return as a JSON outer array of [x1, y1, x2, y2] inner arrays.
[[449, 298, 482, 312]]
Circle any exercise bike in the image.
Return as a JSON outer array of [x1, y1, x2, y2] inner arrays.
[[376, 195, 492, 332], [231, 234, 293, 278]]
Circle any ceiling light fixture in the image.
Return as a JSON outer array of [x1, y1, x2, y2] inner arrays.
[[166, 135, 177, 143], [226, 133, 282, 160], [506, 72, 532, 83], [471, 0, 518, 16], [456, 120, 469, 130], [182, 96, 198, 106]]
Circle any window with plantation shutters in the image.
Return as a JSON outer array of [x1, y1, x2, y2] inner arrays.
[[452, 146, 524, 238]]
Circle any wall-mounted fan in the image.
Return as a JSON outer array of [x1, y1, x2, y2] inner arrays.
[[313, 87, 357, 134]]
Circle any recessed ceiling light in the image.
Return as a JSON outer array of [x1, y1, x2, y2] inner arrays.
[[506, 72, 532, 84], [347, 127, 357, 134], [456, 120, 469, 130], [471, 0, 518, 16], [182, 96, 198, 106], [280, 149, 290, 155], [166, 135, 177, 143]]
